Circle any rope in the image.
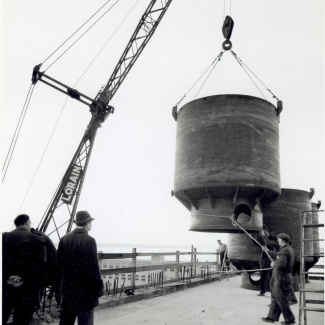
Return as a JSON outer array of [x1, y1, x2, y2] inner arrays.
[[230, 50, 280, 101], [193, 50, 225, 100], [230, 50, 267, 100], [18, 1, 140, 213], [175, 50, 225, 108], [194, 213, 274, 262], [42, 0, 113, 67], [45, 0, 120, 72], [2, 84, 35, 183]]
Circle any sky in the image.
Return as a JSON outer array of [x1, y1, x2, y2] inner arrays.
[[0, 0, 324, 250]]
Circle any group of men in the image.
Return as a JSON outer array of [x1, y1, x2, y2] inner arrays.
[[2, 211, 103, 325], [3, 212, 298, 325]]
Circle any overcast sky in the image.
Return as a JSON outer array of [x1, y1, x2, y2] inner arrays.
[[1, 0, 324, 249]]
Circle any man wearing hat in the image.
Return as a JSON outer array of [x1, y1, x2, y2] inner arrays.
[[2, 214, 45, 324], [56, 211, 103, 325], [261, 233, 295, 325]]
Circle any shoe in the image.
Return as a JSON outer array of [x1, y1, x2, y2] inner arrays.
[[257, 293, 266, 296], [261, 317, 275, 323], [281, 321, 295, 325]]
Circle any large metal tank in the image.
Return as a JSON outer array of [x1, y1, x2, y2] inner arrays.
[[262, 188, 316, 290], [173, 94, 281, 232]]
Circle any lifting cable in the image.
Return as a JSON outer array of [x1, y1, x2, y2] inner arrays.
[[230, 50, 267, 100], [230, 50, 280, 101], [44, 0, 120, 72], [17, 1, 140, 212], [2, 83, 35, 183], [175, 50, 225, 108]]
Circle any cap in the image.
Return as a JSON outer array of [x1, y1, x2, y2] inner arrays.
[[74, 211, 94, 225], [14, 214, 30, 227], [277, 233, 291, 242]]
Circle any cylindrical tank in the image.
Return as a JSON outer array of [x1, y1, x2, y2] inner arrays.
[[173, 94, 281, 232], [311, 202, 321, 257], [263, 188, 316, 290]]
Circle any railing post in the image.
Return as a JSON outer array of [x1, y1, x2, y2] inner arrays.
[[175, 251, 180, 282], [131, 248, 136, 289], [216, 249, 220, 272], [191, 245, 194, 277], [194, 248, 197, 276]]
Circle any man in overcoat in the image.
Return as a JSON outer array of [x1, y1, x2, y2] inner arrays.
[[2, 214, 45, 325], [57, 211, 103, 325], [261, 233, 295, 325]]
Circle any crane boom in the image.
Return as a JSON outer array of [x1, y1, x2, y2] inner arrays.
[[36, 0, 173, 236], [96, 0, 173, 104]]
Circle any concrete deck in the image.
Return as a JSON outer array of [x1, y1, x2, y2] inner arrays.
[[52, 276, 324, 325]]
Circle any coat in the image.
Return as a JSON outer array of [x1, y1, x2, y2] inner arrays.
[[2, 227, 45, 305], [31, 228, 57, 288], [57, 228, 103, 312], [272, 244, 294, 283]]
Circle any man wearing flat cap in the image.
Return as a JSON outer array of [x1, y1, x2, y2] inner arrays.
[[56, 211, 103, 325], [261, 233, 295, 325], [2, 214, 45, 324]]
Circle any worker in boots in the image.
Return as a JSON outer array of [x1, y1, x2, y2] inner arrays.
[[261, 233, 295, 325]]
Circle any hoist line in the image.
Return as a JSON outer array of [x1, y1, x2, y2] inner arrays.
[[42, 0, 113, 67], [2, 83, 33, 172], [193, 50, 225, 100], [18, 1, 141, 214], [2, 84, 35, 183], [175, 51, 225, 108], [231, 50, 279, 100], [230, 50, 267, 100], [45, 0, 121, 72]]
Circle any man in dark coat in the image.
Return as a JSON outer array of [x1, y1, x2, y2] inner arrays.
[[31, 228, 57, 299], [2, 214, 45, 325], [57, 211, 103, 325], [261, 233, 295, 325]]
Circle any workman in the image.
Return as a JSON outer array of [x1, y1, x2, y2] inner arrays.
[[261, 233, 295, 325], [217, 239, 227, 269], [262, 230, 298, 304], [2, 214, 45, 325], [257, 243, 275, 297], [56, 211, 104, 325]]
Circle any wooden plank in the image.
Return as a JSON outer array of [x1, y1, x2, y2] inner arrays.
[[300, 307, 324, 312]]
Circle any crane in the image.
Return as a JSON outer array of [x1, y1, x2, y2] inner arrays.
[[32, 0, 173, 238]]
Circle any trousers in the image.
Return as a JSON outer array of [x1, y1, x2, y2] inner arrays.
[[267, 275, 295, 323], [259, 268, 271, 294], [2, 288, 36, 325], [59, 308, 94, 325]]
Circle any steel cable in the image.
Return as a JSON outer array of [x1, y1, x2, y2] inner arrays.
[[45, 0, 120, 72], [42, 0, 113, 67], [2, 84, 35, 183]]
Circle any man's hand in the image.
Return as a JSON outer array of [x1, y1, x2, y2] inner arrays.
[[271, 262, 274, 267]]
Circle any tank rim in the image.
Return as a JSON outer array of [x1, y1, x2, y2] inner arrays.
[[177, 93, 277, 114]]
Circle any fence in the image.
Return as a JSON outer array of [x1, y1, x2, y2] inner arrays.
[[98, 246, 227, 292]]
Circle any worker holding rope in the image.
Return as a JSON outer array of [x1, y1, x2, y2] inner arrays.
[[261, 233, 296, 325]]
